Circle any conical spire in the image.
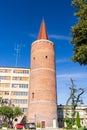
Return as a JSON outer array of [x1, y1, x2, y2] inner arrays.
[[38, 20, 48, 40]]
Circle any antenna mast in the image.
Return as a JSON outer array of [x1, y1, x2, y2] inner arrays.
[[15, 44, 21, 67]]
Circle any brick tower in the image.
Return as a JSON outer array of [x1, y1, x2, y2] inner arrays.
[[28, 20, 58, 128]]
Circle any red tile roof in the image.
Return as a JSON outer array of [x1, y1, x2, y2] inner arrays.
[[38, 20, 48, 40]]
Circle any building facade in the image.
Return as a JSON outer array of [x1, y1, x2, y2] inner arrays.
[[0, 67, 29, 113], [28, 20, 58, 128], [58, 104, 87, 128]]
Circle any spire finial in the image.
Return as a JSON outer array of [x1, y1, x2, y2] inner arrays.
[[38, 20, 48, 40]]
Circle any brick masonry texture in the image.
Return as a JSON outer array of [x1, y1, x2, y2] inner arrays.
[[28, 39, 58, 128]]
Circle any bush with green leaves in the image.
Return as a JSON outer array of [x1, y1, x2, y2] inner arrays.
[[64, 118, 75, 129], [3, 122, 8, 127], [76, 112, 82, 128], [36, 122, 41, 128]]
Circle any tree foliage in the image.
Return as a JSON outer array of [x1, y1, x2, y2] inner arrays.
[[71, 0, 87, 65], [0, 105, 23, 127], [13, 106, 23, 118], [1, 105, 13, 119], [64, 118, 75, 129], [76, 112, 82, 128]]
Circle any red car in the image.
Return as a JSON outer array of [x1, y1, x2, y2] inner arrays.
[[14, 123, 25, 129]]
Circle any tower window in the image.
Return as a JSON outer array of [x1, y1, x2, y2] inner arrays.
[[33, 57, 35, 60], [32, 92, 34, 99], [45, 56, 48, 59]]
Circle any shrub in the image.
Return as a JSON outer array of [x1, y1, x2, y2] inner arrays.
[[3, 122, 8, 127], [36, 122, 41, 128]]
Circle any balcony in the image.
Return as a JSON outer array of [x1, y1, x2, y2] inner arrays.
[[11, 80, 29, 84], [0, 80, 11, 83], [11, 95, 28, 99], [0, 87, 10, 91]]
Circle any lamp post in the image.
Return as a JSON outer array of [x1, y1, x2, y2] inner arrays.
[[35, 114, 36, 125]]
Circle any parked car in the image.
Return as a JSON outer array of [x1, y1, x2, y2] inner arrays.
[[27, 123, 36, 130], [14, 123, 25, 129]]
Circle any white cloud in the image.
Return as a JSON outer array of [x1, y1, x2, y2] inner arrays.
[[28, 33, 71, 41], [57, 73, 87, 79], [57, 73, 87, 105], [28, 33, 36, 38], [49, 34, 71, 41], [56, 58, 70, 63]]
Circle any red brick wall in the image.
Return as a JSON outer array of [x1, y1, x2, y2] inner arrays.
[[28, 39, 58, 128]]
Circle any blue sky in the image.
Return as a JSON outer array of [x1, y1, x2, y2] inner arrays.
[[0, 0, 87, 105]]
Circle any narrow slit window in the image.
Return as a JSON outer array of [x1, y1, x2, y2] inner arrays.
[[33, 57, 35, 60], [45, 56, 48, 59], [32, 92, 34, 99]]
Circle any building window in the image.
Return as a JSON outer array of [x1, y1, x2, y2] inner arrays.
[[5, 69, 7, 73], [12, 84, 19, 88], [0, 76, 6, 80], [13, 77, 17, 80], [20, 77, 22, 80], [5, 91, 9, 95], [15, 99, 27, 104], [13, 70, 29, 74], [19, 84, 28, 88], [12, 84, 28, 88], [20, 108, 28, 112], [33, 57, 35, 60], [45, 56, 48, 59], [32, 92, 34, 99], [23, 70, 29, 74], [14, 92, 28, 96]]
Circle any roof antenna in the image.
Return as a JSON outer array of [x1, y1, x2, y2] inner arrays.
[[15, 44, 21, 67]]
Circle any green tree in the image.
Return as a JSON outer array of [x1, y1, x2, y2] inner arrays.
[[71, 0, 87, 65], [76, 112, 81, 128], [0, 105, 13, 127], [0, 105, 23, 127], [13, 106, 23, 118], [1, 106, 13, 121]]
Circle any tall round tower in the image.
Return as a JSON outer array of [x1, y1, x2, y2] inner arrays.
[[28, 20, 58, 128]]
